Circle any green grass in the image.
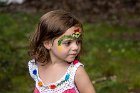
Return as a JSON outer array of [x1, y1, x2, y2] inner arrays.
[[0, 12, 140, 93]]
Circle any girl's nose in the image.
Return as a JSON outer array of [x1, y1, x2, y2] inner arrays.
[[71, 42, 79, 51]]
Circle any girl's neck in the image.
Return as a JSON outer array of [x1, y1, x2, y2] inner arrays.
[[37, 60, 67, 67]]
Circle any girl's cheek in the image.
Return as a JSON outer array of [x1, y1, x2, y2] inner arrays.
[[57, 46, 63, 52]]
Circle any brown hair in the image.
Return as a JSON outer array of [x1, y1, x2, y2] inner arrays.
[[28, 10, 83, 64]]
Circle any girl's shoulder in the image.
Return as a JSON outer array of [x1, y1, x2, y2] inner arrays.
[[67, 59, 84, 80], [70, 59, 84, 73]]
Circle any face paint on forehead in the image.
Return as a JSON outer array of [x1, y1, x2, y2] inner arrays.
[[58, 28, 81, 46], [72, 28, 81, 39]]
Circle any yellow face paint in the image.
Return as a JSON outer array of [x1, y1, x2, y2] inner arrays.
[[57, 46, 63, 52]]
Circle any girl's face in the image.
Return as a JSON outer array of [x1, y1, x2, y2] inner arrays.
[[50, 26, 82, 63]]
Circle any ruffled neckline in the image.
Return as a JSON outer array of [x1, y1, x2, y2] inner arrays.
[[37, 63, 72, 87], [31, 61, 76, 89], [30, 59, 79, 89]]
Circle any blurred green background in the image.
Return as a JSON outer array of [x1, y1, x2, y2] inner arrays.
[[0, 0, 140, 93]]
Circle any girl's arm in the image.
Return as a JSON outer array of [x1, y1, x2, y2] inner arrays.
[[75, 66, 96, 93]]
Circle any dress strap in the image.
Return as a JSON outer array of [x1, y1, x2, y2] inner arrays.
[[28, 59, 38, 81], [69, 59, 84, 81]]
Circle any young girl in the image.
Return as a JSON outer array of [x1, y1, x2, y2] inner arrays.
[[28, 10, 96, 93]]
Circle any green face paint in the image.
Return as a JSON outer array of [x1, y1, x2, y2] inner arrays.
[[58, 35, 73, 46], [58, 31, 81, 46], [72, 31, 81, 39]]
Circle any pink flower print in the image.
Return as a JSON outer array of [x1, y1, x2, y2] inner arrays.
[[63, 88, 77, 93], [73, 59, 79, 65]]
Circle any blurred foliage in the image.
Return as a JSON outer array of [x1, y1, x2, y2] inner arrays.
[[0, 11, 140, 93], [0, 12, 40, 93], [0, 0, 140, 27], [81, 23, 140, 93]]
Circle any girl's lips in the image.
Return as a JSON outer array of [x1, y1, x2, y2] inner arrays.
[[69, 53, 77, 55], [68, 54, 77, 57]]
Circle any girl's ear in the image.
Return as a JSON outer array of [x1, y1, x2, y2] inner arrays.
[[43, 40, 52, 50]]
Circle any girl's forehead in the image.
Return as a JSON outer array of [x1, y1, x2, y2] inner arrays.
[[55, 26, 82, 45], [62, 26, 81, 36]]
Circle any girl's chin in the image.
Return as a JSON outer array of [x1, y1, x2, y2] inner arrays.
[[66, 58, 75, 63]]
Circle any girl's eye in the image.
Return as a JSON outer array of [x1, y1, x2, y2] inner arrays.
[[63, 41, 71, 46], [76, 40, 81, 45]]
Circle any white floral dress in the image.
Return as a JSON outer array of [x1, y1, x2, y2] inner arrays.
[[28, 59, 84, 93]]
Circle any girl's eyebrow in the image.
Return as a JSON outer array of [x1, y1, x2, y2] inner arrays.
[[58, 35, 73, 46], [62, 39, 72, 42]]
